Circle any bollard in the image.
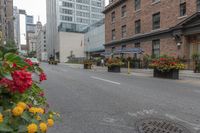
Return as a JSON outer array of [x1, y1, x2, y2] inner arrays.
[[128, 61, 131, 74]]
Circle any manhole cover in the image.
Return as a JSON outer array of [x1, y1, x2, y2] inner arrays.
[[135, 118, 191, 133]]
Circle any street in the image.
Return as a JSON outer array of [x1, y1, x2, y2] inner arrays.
[[41, 63, 200, 133]]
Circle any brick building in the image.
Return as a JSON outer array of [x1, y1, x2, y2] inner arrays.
[[103, 0, 200, 68]]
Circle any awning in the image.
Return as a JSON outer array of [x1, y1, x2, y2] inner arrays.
[[101, 48, 144, 57], [115, 48, 144, 54]]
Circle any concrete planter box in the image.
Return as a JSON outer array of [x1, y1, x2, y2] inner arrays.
[[108, 66, 121, 73], [153, 69, 179, 79], [84, 64, 92, 69]]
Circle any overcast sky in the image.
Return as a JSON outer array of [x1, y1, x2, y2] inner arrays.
[[13, 0, 109, 25]]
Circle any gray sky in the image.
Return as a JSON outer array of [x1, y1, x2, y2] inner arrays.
[[14, 0, 109, 25]]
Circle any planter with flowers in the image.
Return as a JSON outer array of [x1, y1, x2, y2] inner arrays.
[[106, 58, 124, 73], [83, 60, 93, 69], [149, 56, 185, 79], [0, 46, 60, 133]]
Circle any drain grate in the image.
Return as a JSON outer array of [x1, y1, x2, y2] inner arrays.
[[135, 118, 191, 133]]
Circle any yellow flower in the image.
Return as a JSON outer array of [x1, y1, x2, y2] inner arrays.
[[37, 108, 44, 114], [47, 119, 54, 127], [12, 106, 24, 116], [39, 122, 47, 132], [17, 102, 27, 110], [0, 113, 3, 123], [29, 107, 37, 114], [49, 114, 53, 118], [27, 123, 38, 133], [36, 115, 41, 121]]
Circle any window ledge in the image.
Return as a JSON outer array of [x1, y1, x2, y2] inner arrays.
[[121, 15, 127, 19], [135, 9, 141, 13], [178, 15, 187, 19], [151, 28, 161, 32], [151, 1, 161, 5]]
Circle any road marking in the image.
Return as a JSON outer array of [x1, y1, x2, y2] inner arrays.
[[91, 76, 121, 85]]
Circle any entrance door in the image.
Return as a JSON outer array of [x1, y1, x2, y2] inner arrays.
[[198, 35, 200, 53]]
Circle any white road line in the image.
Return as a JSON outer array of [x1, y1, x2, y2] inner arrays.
[[91, 76, 121, 85]]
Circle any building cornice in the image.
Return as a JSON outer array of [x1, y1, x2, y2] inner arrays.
[[104, 28, 172, 46], [103, 0, 127, 14]]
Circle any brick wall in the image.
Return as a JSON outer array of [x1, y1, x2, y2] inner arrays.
[[105, 0, 198, 44]]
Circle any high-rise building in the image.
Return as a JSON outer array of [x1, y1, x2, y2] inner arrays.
[[46, 0, 105, 61], [35, 23, 48, 61], [0, 0, 14, 45], [14, 7, 36, 54]]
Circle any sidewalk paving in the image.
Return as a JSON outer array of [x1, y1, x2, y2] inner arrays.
[[61, 63, 200, 79]]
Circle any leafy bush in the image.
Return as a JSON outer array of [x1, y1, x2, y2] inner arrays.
[[0, 47, 60, 132]]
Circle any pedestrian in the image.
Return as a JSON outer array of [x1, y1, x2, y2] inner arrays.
[[101, 58, 104, 67]]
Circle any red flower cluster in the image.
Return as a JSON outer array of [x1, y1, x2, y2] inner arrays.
[[25, 59, 33, 66], [0, 70, 33, 93], [39, 72, 47, 82]]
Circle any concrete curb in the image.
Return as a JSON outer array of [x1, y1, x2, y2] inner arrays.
[[61, 63, 200, 79]]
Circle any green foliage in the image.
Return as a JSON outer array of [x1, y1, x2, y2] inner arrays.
[[0, 46, 60, 132], [192, 52, 200, 61]]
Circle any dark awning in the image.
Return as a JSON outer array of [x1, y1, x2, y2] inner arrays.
[[101, 48, 144, 57], [115, 48, 144, 54]]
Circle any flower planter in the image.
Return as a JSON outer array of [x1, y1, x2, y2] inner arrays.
[[153, 69, 179, 79], [108, 66, 121, 73], [84, 64, 92, 69]]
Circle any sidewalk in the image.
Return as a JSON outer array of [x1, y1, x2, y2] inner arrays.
[[61, 63, 200, 79]]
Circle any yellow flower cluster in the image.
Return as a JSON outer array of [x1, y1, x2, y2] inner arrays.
[[12, 102, 27, 116], [27, 123, 38, 133], [27, 119, 54, 133], [0, 113, 3, 123], [29, 107, 44, 114]]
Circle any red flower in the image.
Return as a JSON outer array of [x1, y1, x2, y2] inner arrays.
[[0, 78, 15, 90], [39, 72, 47, 82], [10, 70, 32, 93], [12, 63, 17, 68], [25, 59, 33, 66], [39, 92, 44, 97]]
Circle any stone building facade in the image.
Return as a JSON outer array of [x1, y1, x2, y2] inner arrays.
[[103, 0, 200, 69]]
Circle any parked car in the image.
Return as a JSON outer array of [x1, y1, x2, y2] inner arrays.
[[29, 58, 40, 66]]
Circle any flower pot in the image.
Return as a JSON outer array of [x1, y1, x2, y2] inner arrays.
[[84, 64, 92, 69], [108, 66, 121, 73], [153, 69, 179, 79]]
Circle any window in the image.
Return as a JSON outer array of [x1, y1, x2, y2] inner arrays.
[[135, 42, 140, 48], [121, 45, 126, 57], [197, 0, 200, 11], [134, 42, 140, 58], [135, 0, 141, 11], [60, 15, 73, 21], [152, 40, 160, 57], [122, 45, 126, 50], [121, 25, 126, 38], [135, 19, 141, 34], [121, 5, 126, 17], [152, 12, 160, 30], [152, 0, 160, 3], [112, 29, 116, 40], [180, 0, 186, 16], [111, 11, 115, 22]]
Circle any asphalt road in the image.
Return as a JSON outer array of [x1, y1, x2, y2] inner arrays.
[[40, 63, 200, 133]]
